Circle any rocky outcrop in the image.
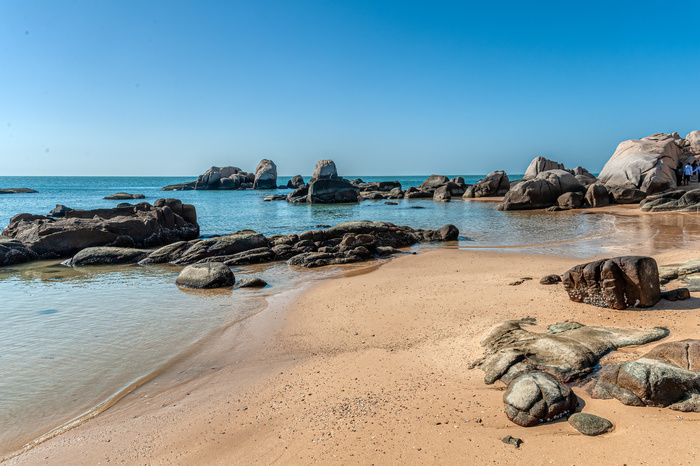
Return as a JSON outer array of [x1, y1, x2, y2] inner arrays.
[[307, 179, 361, 204], [286, 186, 309, 203], [311, 160, 338, 181], [504, 372, 577, 427], [523, 156, 566, 179], [172, 231, 269, 265], [1, 199, 199, 261], [433, 185, 450, 202], [252, 159, 277, 189], [608, 186, 646, 204], [0, 237, 37, 266], [598, 133, 682, 194], [175, 263, 235, 289], [195, 166, 254, 190], [464, 171, 510, 198], [584, 183, 610, 208], [420, 175, 450, 189], [593, 340, 700, 412], [562, 256, 661, 309], [104, 193, 145, 200], [161, 181, 196, 191], [641, 189, 700, 212], [502, 170, 585, 211], [287, 175, 305, 189], [473, 319, 669, 384], [62, 247, 148, 266], [49, 205, 73, 218], [0, 188, 38, 194]]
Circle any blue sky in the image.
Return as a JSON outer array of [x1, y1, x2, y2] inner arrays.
[[1, 0, 698, 176]]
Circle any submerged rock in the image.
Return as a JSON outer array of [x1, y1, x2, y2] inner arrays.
[[236, 277, 268, 288], [176, 263, 235, 289]]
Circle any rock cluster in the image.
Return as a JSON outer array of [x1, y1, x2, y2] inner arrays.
[[1, 199, 199, 264], [640, 189, 700, 212], [104, 193, 145, 200], [463, 171, 510, 198], [162, 159, 277, 191], [562, 256, 661, 309]]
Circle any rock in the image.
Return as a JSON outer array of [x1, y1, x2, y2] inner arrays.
[[287, 175, 305, 189], [593, 340, 700, 412], [404, 187, 433, 199], [311, 160, 338, 181], [236, 277, 268, 288], [173, 231, 269, 264], [608, 186, 646, 204], [557, 192, 584, 209], [502, 170, 585, 211], [161, 181, 196, 191], [63, 246, 148, 266], [465, 171, 510, 198], [104, 193, 145, 200], [175, 263, 235, 289], [540, 274, 562, 285], [660, 288, 691, 301], [501, 435, 523, 448], [286, 185, 309, 203], [598, 132, 682, 194], [473, 319, 669, 384], [641, 189, 700, 212], [264, 195, 287, 201], [0, 237, 37, 266], [193, 166, 255, 190], [252, 159, 277, 189], [386, 187, 404, 199], [658, 257, 700, 283], [139, 241, 192, 265], [307, 179, 361, 204], [523, 156, 565, 179], [384, 201, 398, 205], [545, 206, 569, 212], [49, 205, 73, 217], [0, 188, 38, 194], [562, 256, 660, 309], [450, 176, 465, 184], [584, 183, 610, 208], [568, 413, 613, 436], [199, 247, 276, 266], [503, 372, 578, 427], [433, 185, 451, 202], [420, 175, 449, 189], [1, 200, 199, 261]]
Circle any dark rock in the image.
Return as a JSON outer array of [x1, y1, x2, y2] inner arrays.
[[523, 156, 565, 179], [49, 204, 73, 218], [176, 263, 235, 289], [450, 176, 465, 184], [464, 171, 510, 198], [199, 247, 276, 266], [236, 277, 268, 288], [161, 181, 196, 191], [502, 170, 586, 211], [264, 195, 287, 201], [568, 413, 613, 436], [307, 179, 361, 204], [473, 319, 669, 384], [584, 183, 610, 208], [252, 159, 277, 189], [420, 174, 449, 189], [311, 159, 338, 181], [63, 246, 148, 266], [286, 185, 309, 203], [540, 274, 562, 285], [384, 201, 398, 205], [641, 189, 700, 212], [2, 200, 199, 261], [433, 185, 451, 202], [104, 193, 145, 200], [562, 256, 661, 309], [287, 175, 305, 189], [557, 192, 584, 208], [0, 237, 37, 266], [386, 187, 404, 199], [195, 166, 248, 190], [501, 435, 522, 448], [503, 372, 577, 427], [139, 241, 192, 265], [661, 288, 691, 301], [404, 187, 433, 199], [593, 339, 700, 412], [608, 186, 646, 204], [0, 188, 38, 194], [173, 231, 268, 264]]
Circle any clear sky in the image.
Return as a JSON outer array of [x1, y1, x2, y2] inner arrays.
[[1, 0, 698, 176]]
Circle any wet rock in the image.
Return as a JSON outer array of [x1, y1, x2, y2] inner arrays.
[[199, 247, 276, 266], [264, 195, 287, 201], [568, 413, 613, 436], [473, 319, 669, 384], [540, 274, 562, 285], [252, 159, 277, 189], [404, 187, 434, 199], [161, 181, 196, 191], [139, 241, 192, 265], [562, 256, 660, 309], [104, 193, 145, 200], [503, 372, 577, 427], [660, 288, 691, 301], [287, 175, 305, 189], [0, 237, 37, 267], [286, 185, 309, 203], [176, 263, 235, 289], [384, 201, 398, 205], [593, 339, 700, 412], [0, 188, 38, 194], [236, 277, 268, 288], [63, 246, 148, 266], [173, 231, 269, 264]]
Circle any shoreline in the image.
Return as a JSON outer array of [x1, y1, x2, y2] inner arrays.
[[5, 207, 700, 463]]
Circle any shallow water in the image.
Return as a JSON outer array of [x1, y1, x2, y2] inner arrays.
[[0, 174, 628, 456]]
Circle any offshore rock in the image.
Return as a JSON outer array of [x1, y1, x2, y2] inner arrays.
[[0, 188, 38, 194], [104, 193, 145, 200], [307, 179, 361, 204], [176, 263, 235, 289], [252, 159, 278, 189], [287, 175, 305, 189], [464, 170, 510, 198], [311, 159, 338, 181]]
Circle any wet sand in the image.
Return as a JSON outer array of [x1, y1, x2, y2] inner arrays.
[[5, 210, 700, 465]]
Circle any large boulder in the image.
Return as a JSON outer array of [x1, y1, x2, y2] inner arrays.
[[433, 185, 451, 202], [1, 200, 199, 260], [194, 166, 254, 190], [173, 231, 269, 264], [584, 183, 610, 208], [420, 175, 449, 189], [503, 371, 578, 427], [0, 237, 37, 266], [608, 186, 646, 204], [598, 133, 682, 194], [593, 340, 700, 412], [523, 156, 565, 179], [473, 319, 669, 384], [252, 159, 277, 189], [562, 256, 661, 309], [63, 246, 148, 266], [286, 185, 309, 203], [287, 175, 305, 189], [311, 160, 338, 181], [557, 192, 584, 209], [175, 263, 235, 289], [307, 179, 361, 204], [464, 170, 510, 198], [502, 170, 585, 211]]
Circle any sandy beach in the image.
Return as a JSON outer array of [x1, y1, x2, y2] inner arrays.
[[4, 209, 700, 465]]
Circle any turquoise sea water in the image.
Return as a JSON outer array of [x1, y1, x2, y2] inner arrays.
[[0, 174, 621, 457]]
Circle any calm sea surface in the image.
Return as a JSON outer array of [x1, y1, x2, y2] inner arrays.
[[0, 174, 621, 456]]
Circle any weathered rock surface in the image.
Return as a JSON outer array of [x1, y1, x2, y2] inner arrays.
[[49, 205, 73, 218], [63, 246, 148, 266], [194, 166, 251, 190], [420, 174, 450, 189], [503, 371, 578, 427], [473, 319, 669, 384], [252, 159, 278, 189], [584, 183, 610, 208], [0, 188, 38, 194], [658, 257, 700, 284], [173, 231, 269, 265], [175, 263, 235, 289], [307, 179, 361, 204], [502, 170, 585, 211], [641, 189, 700, 212], [236, 277, 268, 288], [598, 132, 682, 194], [161, 181, 196, 191], [557, 192, 584, 209], [433, 185, 451, 202], [523, 157, 566, 179], [608, 186, 646, 204], [286, 185, 310, 203], [540, 274, 562, 285], [311, 160, 338, 181], [568, 413, 613, 436], [0, 237, 37, 266], [1, 199, 199, 261], [287, 175, 305, 189], [562, 256, 660, 309], [593, 340, 700, 412], [464, 171, 510, 198], [104, 193, 145, 200]]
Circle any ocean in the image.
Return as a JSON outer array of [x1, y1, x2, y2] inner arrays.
[[0, 174, 620, 457]]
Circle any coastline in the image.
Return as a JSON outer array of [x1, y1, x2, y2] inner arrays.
[[6, 208, 700, 464]]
